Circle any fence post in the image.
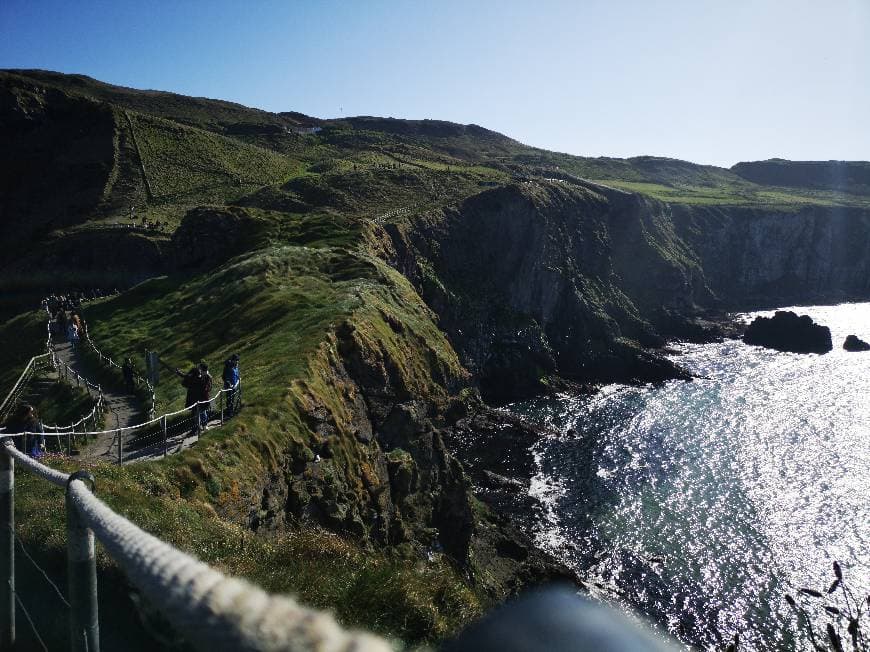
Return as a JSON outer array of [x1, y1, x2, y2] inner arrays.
[[66, 471, 99, 652], [220, 390, 225, 425], [0, 447, 14, 648], [162, 415, 168, 458], [117, 429, 122, 465], [68, 424, 73, 456]]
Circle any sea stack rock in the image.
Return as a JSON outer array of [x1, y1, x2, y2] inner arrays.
[[843, 335, 870, 352], [743, 311, 833, 354]]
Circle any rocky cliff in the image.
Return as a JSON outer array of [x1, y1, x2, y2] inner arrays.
[[671, 203, 870, 307], [380, 182, 695, 402]]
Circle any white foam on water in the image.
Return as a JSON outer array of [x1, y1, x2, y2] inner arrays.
[[516, 302, 870, 651]]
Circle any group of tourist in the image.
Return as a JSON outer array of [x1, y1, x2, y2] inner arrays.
[[43, 288, 117, 312], [44, 290, 125, 352], [173, 354, 240, 433], [112, 219, 167, 232], [48, 302, 86, 352], [3, 293, 244, 454]]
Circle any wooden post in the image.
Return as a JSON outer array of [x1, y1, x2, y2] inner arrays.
[[0, 449, 14, 648], [66, 471, 99, 652]]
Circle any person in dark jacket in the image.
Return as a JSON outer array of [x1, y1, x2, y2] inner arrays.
[[198, 363, 212, 430], [175, 366, 203, 435], [7, 404, 45, 457], [175, 366, 201, 408], [122, 357, 136, 393], [222, 354, 240, 416]]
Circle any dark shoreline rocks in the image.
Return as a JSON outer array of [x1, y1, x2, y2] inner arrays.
[[743, 310, 832, 354], [843, 334, 870, 351], [440, 406, 581, 594]]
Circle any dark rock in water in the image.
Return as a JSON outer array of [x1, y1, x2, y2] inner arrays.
[[743, 310, 832, 354], [843, 334, 870, 352]]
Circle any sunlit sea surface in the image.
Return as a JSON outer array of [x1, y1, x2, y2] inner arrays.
[[510, 303, 870, 650]]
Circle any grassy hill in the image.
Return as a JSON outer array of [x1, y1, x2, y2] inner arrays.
[[731, 159, 870, 195], [2, 69, 870, 649]]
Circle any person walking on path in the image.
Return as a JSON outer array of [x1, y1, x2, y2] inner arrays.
[[222, 354, 240, 417], [55, 309, 67, 336], [66, 320, 80, 351], [122, 357, 136, 394], [70, 311, 87, 339]]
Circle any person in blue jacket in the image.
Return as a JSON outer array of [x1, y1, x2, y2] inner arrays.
[[222, 354, 240, 416]]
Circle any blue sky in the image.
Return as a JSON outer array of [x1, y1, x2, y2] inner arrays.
[[2, 0, 868, 167]]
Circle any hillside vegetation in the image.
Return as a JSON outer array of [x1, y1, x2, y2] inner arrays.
[[2, 69, 870, 649]]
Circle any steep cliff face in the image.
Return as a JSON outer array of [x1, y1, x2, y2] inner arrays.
[[382, 181, 693, 402], [671, 204, 870, 308], [379, 179, 870, 402]]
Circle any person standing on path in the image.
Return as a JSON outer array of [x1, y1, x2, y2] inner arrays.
[[175, 366, 201, 408], [222, 354, 240, 417], [122, 357, 136, 394], [175, 365, 206, 434], [198, 362, 212, 430], [55, 309, 67, 335], [6, 404, 46, 457]]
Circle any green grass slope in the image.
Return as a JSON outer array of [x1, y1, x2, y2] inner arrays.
[[129, 111, 297, 203], [8, 208, 481, 646]]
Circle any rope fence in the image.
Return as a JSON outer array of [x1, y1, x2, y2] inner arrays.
[[2, 299, 242, 463], [0, 440, 392, 652], [0, 354, 52, 424], [0, 295, 391, 650]]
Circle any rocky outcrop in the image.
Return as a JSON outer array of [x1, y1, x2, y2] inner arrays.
[[843, 335, 870, 351], [743, 311, 833, 353]]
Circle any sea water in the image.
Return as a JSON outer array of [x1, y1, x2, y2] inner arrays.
[[510, 303, 870, 650]]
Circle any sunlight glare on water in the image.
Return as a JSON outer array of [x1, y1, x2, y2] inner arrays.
[[513, 303, 870, 651]]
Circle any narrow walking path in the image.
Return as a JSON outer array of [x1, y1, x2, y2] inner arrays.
[[52, 339, 142, 460], [54, 340, 141, 427]]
